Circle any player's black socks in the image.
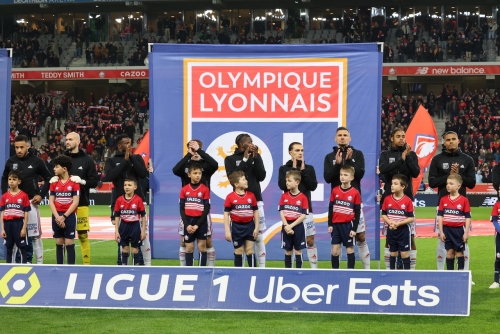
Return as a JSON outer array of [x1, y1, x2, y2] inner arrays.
[[295, 254, 303, 269], [347, 253, 355, 269], [66, 244, 75, 265], [117, 245, 122, 265], [199, 252, 207, 266], [137, 247, 145, 265], [6, 248, 13, 264], [20, 247, 27, 264], [285, 255, 292, 268], [402, 257, 410, 270], [390, 256, 396, 270], [56, 244, 64, 264], [331, 255, 340, 269], [121, 252, 129, 265], [133, 253, 140, 266], [234, 254, 243, 267], [247, 254, 255, 267], [495, 260, 500, 283], [185, 252, 194, 266], [457, 256, 465, 270], [446, 258, 455, 270]]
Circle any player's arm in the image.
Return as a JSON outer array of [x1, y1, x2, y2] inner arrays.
[[252, 207, 260, 239], [491, 212, 500, 233], [351, 207, 361, 236], [103, 158, 128, 182], [437, 209, 445, 241], [130, 154, 149, 179], [195, 201, 210, 227], [346, 150, 365, 181], [140, 211, 147, 241], [460, 158, 476, 190], [223, 211, 231, 242], [1, 161, 10, 194], [277, 167, 287, 191], [492, 165, 500, 192], [37, 158, 53, 198], [253, 154, 266, 182], [84, 159, 99, 188], [406, 152, 421, 178], [323, 154, 338, 184], [114, 215, 121, 241], [179, 201, 189, 227], [21, 210, 28, 238], [328, 201, 334, 232], [396, 214, 414, 227], [289, 213, 307, 229], [464, 217, 471, 242], [301, 166, 318, 191], [64, 195, 80, 218], [49, 194, 59, 218], [197, 149, 219, 176], [428, 158, 447, 189], [172, 154, 192, 177], [0, 211, 5, 238]]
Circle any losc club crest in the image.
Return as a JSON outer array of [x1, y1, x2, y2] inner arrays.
[[12, 164, 18, 170], [414, 134, 437, 159]]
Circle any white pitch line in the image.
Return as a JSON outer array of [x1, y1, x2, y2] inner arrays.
[[44, 240, 111, 252]]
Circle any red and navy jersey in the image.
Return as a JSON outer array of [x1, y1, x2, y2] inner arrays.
[[0, 190, 31, 220], [278, 191, 309, 222], [381, 194, 414, 223], [437, 195, 471, 227], [329, 186, 361, 224], [491, 202, 500, 222], [179, 184, 210, 217], [49, 178, 80, 213], [114, 194, 146, 223], [224, 191, 258, 223]]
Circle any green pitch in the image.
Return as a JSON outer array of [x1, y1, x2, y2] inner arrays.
[[0, 206, 497, 333]]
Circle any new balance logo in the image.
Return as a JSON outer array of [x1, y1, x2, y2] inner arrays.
[[78, 166, 83, 169], [415, 67, 429, 75], [482, 197, 498, 206], [28, 165, 33, 168]]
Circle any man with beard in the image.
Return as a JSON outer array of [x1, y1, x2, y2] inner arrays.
[[323, 127, 370, 269]]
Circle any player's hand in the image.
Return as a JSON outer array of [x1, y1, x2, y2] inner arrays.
[[346, 148, 353, 160], [252, 229, 259, 239], [300, 157, 305, 171], [376, 194, 382, 202], [463, 233, 469, 242], [189, 140, 200, 152], [440, 233, 446, 242], [70, 175, 85, 185], [292, 157, 297, 169], [1, 230, 6, 238], [20, 228, 26, 238], [225, 230, 232, 242], [49, 176, 59, 183], [335, 149, 342, 165], [148, 166, 154, 173], [31, 195, 42, 205], [251, 145, 258, 158], [284, 225, 292, 234], [328, 226, 333, 233], [450, 163, 459, 174], [115, 232, 121, 243], [349, 230, 356, 237], [140, 231, 146, 241], [376, 166, 380, 174], [244, 145, 251, 159], [124, 147, 131, 160]]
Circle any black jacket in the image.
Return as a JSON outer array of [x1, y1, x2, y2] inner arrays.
[[379, 146, 420, 201], [323, 145, 365, 194], [278, 160, 318, 213], [1, 150, 52, 198], [172, 149, 218, 189], [64, 149, 99, 207], [103, 151, 148, 201], [224, 150, 266, 201], [428, 148, 476, 200]]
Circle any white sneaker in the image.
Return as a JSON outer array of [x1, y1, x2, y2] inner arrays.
[[489, 282, 500, 289], [471, 281, 475, 286]]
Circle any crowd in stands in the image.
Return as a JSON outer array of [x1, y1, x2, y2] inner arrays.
[[9, 90, 149, 177], [382, 86, 500, 183]]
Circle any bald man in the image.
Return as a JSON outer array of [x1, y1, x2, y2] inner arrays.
[[59, 132, 98, 264]]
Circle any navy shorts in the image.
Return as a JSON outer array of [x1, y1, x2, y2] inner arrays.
[[443, 225, 466, 252], [231, 220, 256, 249], [331, 222, 355, 247], [52, 212, 76, 239], [281, 222, 306, 251], [119, 221, 142, 248], [495, 232, 500, 255], [387, 225, 411, 252], [183, 216, 208, 243], [4, 219, 27, 249]]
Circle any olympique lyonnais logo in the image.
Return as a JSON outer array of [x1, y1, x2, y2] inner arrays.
[[414, 135, 436, 159], [186, 59, 346, 120]]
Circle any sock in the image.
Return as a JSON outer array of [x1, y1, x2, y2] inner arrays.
[[494, 260, 500, 283], [133, 253, 141, 266], [117, 245, 122, 265], [185, 252, 194, 266], [357, 241, 370, 269], [78, 233, 90, 265], [295, 254, 303, 269], [402, 257, 410, 270], [32, 238, 43, 264], [331, 255, 340, 269], [347, 253, 355, 269], [66, 244, 76, 265], [137, 247, 145, 265], [140, 235, 151, 266], [463, 243, 470, 270], [446, 258, 455, 270], [56, 244, 64, 264], [20, 247, 27, 264], [207, 247, 216, 266], [390, 256, 396, 270], [12, 245, 18, 263], [121, 252, 129, 265], [255, 234, 266, 267], [234, 254, 243, 267], [410, 250, 417, 270], [457, 256, 465, 270], [247, 254, 255, 268], [436, 238, 446, 270], [179, 247, 186, 266], [285, 254, 292, 268], [199, 252, 207, 266], [306, 246, 318, 268], [6, 248, 13, 264], [384, 247, 390, 270]]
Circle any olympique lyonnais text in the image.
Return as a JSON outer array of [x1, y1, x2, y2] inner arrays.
[[189, 64, 342, 119]]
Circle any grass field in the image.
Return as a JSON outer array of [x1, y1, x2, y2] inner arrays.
[[0, 206, 498, 333]]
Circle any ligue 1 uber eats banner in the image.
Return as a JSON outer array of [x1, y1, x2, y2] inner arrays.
[[149, 44, 381, 261], [0, 265, 470, 315]]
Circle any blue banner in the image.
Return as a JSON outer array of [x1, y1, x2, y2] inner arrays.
[[0, 265, 470, 315], [149, 44, 382, 260], [0, 50, 12, 260]]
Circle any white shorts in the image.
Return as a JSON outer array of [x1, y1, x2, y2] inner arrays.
[[178, 213, 212, 236], [304, 213, 315, 237], [257, 201, 266, 232], [356, 205, 366, 233], [27, 202, 41, 238]]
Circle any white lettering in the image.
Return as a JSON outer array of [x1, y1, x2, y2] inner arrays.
[[228, 93, 247, 112], [290, 94, 307, 112], [106, 274, 134, 301], [228, 72, 241, 88], [275, 277, 300, 304], [90, 274, 102, 300], [400, 280, 417, 306], [284, 72, 300, 91], [372, 285, 398, 306], [317, 93, 331, 112], [200, 94, 213, 112], [65, 273, 86, 300], [213, 275, 229, 302], [348, 278, 371, 305], [249, 276, 275, 303], [320, 72, 332, 88], [217, 72, 229, 88], [139, 274, 169, 301], [325, 284, 340, 304], [212, 93, 227, 112], [301, 284, 324, 304], [172, 275, 197, 302], [199, 72, 216, 88], [418, 285, 440, 307]]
